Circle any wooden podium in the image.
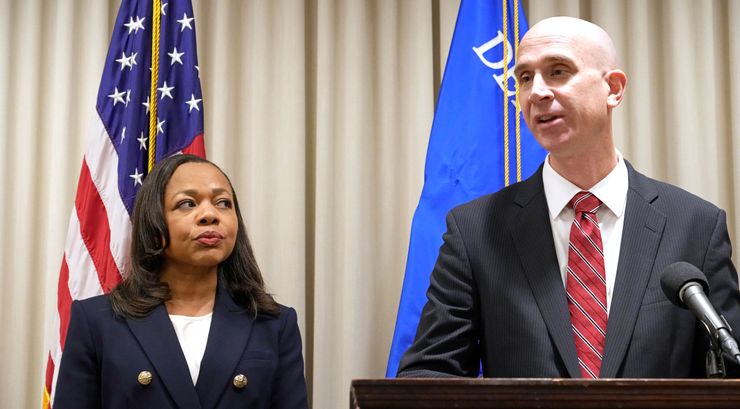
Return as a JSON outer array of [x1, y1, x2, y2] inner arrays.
[[350, 378, 740, 408]]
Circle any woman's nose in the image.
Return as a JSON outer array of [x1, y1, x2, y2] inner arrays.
[[197, 204, 219, 225]]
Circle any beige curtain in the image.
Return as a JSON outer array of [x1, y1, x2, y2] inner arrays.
[[1, 0, 739, 408]]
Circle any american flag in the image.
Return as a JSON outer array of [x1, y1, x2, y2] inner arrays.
[[43, 0, 205, 406]]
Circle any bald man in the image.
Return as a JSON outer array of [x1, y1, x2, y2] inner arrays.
[[397, 17, 740, 378]]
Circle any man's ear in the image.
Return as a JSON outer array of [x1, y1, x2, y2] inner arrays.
[[605, 69, 627, 108]]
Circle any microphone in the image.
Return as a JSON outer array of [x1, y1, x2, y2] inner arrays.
[[660, 261, 740, 364]]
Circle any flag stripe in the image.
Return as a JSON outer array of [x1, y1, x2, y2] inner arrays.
[[64, 210, 105, 301], [182, 133, 205, 157], [74, 159, 123, 292], [57, 258, 74, 349], [85, 118, 133, 276], [43, 353, 54, 408], [46, 287, 62, 407]]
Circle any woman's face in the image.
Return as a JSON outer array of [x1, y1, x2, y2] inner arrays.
[[162, 162, 238, 272]]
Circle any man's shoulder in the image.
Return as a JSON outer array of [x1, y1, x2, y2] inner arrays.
[[450, 174, 539, 218], [629, 165, 720, 214]]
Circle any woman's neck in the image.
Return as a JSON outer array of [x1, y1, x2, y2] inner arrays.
[[160, 264, 218, 316]]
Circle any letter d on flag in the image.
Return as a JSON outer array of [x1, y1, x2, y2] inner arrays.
[[386, 0, 546, 377]]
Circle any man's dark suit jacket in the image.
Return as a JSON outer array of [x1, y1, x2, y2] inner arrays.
[[54, 284, 308, 409], [398, 162, 740, 378]]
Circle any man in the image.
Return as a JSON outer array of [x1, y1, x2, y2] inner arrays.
[[397, 16, 740, 378]]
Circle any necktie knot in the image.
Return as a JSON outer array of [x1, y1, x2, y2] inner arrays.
[[570, 191, 602, 215]]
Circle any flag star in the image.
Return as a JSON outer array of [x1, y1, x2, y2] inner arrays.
[[194, 65, 200, 78], [158, 81, 174, 99], [115, 51, 134, 70], [177, 13, 194, 32], [124, 16, 146, 34], [168, 47, 184, 65], [125, 89, 131, 106], [161, 3, 168, 16], [186, 94, 202, 112], [142, 96, 150, 113], [130, 168, 144, 186], [137, 132, 148, 150], [129, 52, 138, 67], [108, 87, 126, 106], [121, 126, 126, 141], [157, 118, 165, 134]]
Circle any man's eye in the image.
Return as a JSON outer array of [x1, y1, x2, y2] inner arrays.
[[518, 74, 531, 83], [551, 68, 567, 77]]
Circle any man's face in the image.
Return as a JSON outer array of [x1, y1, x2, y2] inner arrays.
[[515, 32, 611, 157]]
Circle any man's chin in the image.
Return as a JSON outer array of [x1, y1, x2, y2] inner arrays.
[[532, 133, 571, 154]]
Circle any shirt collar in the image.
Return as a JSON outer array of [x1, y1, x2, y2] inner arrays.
[[543, 150, 629, 220]]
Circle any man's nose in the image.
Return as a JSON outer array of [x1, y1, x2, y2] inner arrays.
[[528, 74, 554, 102]]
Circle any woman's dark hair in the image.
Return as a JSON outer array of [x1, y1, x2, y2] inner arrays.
[[109, 154, 279, 318]]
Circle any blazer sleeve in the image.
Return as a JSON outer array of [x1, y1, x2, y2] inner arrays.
[[54, 300, 102, 409], [270, 307, 309, 409], [396, 210, 481, 377], [701, 209, 740, 376]]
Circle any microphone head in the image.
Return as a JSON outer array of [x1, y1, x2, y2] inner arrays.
[[660, 261, 710, 308]]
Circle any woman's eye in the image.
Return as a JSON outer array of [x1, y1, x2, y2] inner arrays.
[[176, 200, 195, 210], [216, 199, 233, 209]]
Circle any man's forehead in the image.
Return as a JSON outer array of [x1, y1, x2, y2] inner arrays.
[[514, 52, 576, 74], [518, 17, 618, 69], [526, 16, 606, 40]]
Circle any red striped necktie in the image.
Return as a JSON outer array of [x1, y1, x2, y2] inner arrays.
[[566, 191, 607, 378]]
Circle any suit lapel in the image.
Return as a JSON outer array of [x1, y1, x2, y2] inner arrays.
[[195, 284, 254, 409], [126, 304, 202, 409], [511, 169, 581, 378], [600, 163, 666, 377]]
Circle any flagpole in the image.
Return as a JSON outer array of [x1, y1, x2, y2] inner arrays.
[[514, 0, 522, 182], [148, 0, 162, 172], [502, 0, 510, 186]]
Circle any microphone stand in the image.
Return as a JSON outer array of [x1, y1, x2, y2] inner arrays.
[[704, 327, 726, 378]]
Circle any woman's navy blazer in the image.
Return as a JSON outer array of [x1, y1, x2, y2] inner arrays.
[[54, 284, 308, 409]]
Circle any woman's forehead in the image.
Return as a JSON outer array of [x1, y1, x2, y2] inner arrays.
[[166, 162, 232, 196]]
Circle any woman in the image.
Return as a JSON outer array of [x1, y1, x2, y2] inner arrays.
[[55, 154, 308, 409]]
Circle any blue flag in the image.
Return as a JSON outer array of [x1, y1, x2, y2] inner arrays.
[[386, 0, 546, 377]]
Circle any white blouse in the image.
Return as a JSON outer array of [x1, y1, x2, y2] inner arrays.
[[169, 312, 213, 385]]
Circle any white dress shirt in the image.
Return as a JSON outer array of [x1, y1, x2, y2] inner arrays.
[[542, 151, 629, 315]]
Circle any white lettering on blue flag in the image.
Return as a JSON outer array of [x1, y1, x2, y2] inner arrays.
[[472, 30, 518, 104]]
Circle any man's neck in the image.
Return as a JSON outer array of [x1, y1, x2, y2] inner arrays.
[[548, 148, 619, 190]]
